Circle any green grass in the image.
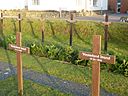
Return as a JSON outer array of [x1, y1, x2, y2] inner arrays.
[[0, 48, 128, 96], [31, 20, 127, 59], [0, 48, 91, 84], [2, 19, 128, 56], [0, 77, 71, 96], [0, 18, 128, 95]]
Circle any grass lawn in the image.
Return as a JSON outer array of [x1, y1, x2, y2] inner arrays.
[[0, 18, 128, 95], [0, 48, 128, 96], [0, 77, 71, 96]]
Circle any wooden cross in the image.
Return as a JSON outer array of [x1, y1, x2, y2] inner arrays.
[[18, 14, 22, 32], [59, 8, 62, 18], [66, 13, 77, 46], [40, 18, 45, 43], [79, 35, 116, 96], [11, 18, 17, 34], [102, 13, 111, 52], [0, 13, 3, 33], [9, 32, 30, 96]]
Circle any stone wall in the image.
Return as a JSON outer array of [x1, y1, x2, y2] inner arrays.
[[0, 10, 102, 19]]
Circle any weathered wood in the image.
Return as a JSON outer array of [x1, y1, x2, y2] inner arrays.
[[66, 13, 77, 46], [79, 35, 116, 96], [102, 22, 111, 26], [41, 27, 44, 43], [0, 13, 3, 22], [0, 13, 3, 33], [92, 35, 101, 96], [9, 44, 29, 53], [16, 32, 23, 96], [102, 13, 111, 52], [105, 13, 108, 22], [70, 13, 73, 20], [69, 13, 73, 46], [66, 20, 77, 23], [40, 19, 45, 43], [9, 32, 30, 96], [79, 52, 115, 64], [3, 16, 18, 19], [18, 14, 21, 32]]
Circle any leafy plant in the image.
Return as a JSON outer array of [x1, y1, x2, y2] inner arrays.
[[109, 56, 128, 76], [0, 18, 128, 77], [0, 35, 16, 49]]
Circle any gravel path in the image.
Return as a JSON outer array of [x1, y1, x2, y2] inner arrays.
[[0, 62, 117, 96]]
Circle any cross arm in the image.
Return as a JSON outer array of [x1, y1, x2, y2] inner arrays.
[[66, 19, 77, 24], [102, 22, 111, 26], [9, 44, 30, 54], [79, 52, 116, 64]]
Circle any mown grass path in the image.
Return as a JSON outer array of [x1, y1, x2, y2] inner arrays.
[[0, 62, 117, 96]]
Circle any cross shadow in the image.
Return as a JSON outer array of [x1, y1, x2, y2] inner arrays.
[[27, 19, 38, 38], [27, 55, 66, 95], [52, 35, 69, 46], [23, 55, 52, 95], [0, 20, 17, 94], [0, 18, 77, 95], [73, 24, 91, 45], [11, 18, 17, 35], [21, 22, 64, 94], [31, 55, 50, 74], [0, 20, 15, 73], [50, 22, 70, 46], [41, 28, 44, 43], [46, 20, 55, 36]]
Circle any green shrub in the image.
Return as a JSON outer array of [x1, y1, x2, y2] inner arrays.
[[0, 19, 128, 77], [0, 35, 15, 49], [6, 35, 16, 45], [30, 42, 79, 64], [30, 42, 44, 57], [109, 56, 128, 76]]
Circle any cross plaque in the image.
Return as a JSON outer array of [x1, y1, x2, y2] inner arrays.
[[9, 32, 30, 96], [79, 35, 116, 96]]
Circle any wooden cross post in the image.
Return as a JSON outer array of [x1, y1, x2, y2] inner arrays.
[[59, 8, 62, 18], [0, 13, 3, 33], [41, 24, 44, 43], [9, 32, 30, 96], [79, 35, 116, 96], [102, 13, 111, 52], [11, 18, 17, 34], [18, 14, 22, 32], [40, 18, 45, 43], [66, 13, 76, 46]]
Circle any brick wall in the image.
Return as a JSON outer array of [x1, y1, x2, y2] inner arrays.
[[108, 0, 117, 12], [120, 0, 128, 13]]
